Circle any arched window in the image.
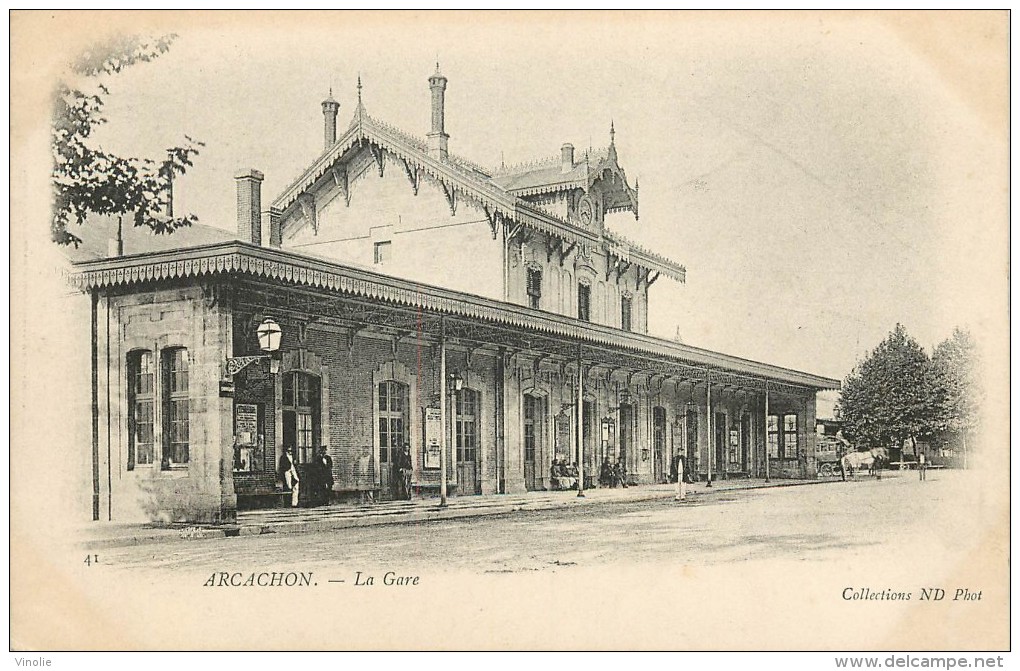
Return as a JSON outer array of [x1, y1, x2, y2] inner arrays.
[[377, 380, 407, 466], [162, 347, 190, 468], [126, 350, 154, 469], [283, 371, 321, 464]]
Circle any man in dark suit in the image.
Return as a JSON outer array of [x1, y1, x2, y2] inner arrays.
[[317, 445, 334, 505]]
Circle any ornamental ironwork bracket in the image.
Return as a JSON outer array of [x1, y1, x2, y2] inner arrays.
[[226, 356, 271, 376]]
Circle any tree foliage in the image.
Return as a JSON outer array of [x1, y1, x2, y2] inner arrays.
[[51, 34, 204, 246], [836, 324, 933, 449], [836, 324, 981, 453], [929, 328, 981, 443]]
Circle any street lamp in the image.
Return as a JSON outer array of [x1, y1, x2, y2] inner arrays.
[[257, 317, 282, 353], [227, 316, 283, 376], [448, 371, 464, 393]]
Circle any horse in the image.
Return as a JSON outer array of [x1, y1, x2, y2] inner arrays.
[[841, 448, 889, 480]]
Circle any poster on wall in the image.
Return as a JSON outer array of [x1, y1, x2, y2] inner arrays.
[[423, 407, 441, 469], [233, 403, 261, 473], [235, 403, 258, 445]]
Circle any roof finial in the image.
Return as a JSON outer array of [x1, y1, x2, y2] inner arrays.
[[610, 119, 616, 145], [356, 73, 364, 108]]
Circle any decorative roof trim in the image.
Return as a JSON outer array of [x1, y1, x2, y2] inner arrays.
[[272, 114, 601, 247], [604, 227, 686, 282], [68, 242, 837, 390]]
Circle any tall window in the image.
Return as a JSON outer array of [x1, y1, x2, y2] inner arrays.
[[526, 268, 542, 309], [686, 409, 699, 463], [377, 381, 407, 465], [621, 296, 632, 331], [653, 406, 667, 455], [524, 395, 538, 462], [162, 348, 189, 468], [577, 282, 591, 322], [767, 415, 780, 459], [783, 414, 798, 459], [374, 240, 392, 264], [127, 350, 154, 469], [455, 388, 478, 462], [768, 413, 799, 459], [283, 372, 321, 464]]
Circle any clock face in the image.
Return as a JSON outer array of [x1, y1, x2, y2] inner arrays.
[[578, 195, 594, 227]]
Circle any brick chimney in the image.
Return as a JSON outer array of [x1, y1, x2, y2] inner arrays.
[[235, 169, 264, 245], [266, 207, 283, 248], [427, 64, 449, 160], [561, 143, 574, 174], [322, 90, 340, 150]]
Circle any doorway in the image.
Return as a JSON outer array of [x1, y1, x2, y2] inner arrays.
[[652, 407, 667, 483], [455, 388, 479, 495], [523, 394, 543, 491], [714, 412, 727, 478]]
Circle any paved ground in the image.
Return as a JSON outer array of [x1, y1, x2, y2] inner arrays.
[[30, 468, 1007, 650], [93, 469, 974, 573]]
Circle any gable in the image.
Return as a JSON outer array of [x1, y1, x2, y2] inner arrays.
[[283, 145, 488, 248]]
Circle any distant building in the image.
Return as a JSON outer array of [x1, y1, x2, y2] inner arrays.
[[67, 68, 839, 523]]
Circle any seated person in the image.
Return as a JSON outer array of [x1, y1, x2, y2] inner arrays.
[[565, 462, 579, 490], [550, 458, 565, 490], [613, 459, 628, 488], [599, 457, 613, 488], [558, 460, 576, 490]]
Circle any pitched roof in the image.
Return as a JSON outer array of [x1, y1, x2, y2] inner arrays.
[[60, 214, 237, 264], [272, 105, 675, 279]]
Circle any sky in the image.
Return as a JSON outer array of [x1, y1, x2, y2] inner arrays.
[[17, 11, 1009, 387]]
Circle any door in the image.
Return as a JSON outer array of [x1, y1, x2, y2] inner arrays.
[[582, 400, 595, 487], [455, 388, 479, 495], [619, 404, 634, 481], [741, 414, 751, 473], [686, 410, 699, 477], [523, 394, 541, 491], [377, 380, 407, 500], [715, 412, 726, 477], [283, 372, 321, 505], [652, 407, 667, 483]]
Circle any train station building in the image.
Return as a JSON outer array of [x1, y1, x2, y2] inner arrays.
[[68, 68, 839, 523]]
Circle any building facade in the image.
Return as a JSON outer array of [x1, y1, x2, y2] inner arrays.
[[69, 69, 839, 523]]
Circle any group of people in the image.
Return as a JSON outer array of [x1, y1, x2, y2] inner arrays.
[[550, 458, 580, 491], [598, 457, 629, 489], [277, 445, 334, 507]]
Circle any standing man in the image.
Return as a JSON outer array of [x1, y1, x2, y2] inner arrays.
[[398, 443, 413, 500], [918, 450, 927, 482], [318, 445, 334, 505], [674, 453, 687, 501], [278, 447, 300, 508]]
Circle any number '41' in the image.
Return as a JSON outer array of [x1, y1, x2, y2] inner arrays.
[[83, 554, 99, 566]]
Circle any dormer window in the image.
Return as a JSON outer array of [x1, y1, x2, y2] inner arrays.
[[374, 241, 391, 264], [577, 282, 591, 322], [526, 268, 542, 309], [621, 295, 633, 331]]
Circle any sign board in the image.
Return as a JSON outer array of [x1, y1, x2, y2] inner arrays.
[[219, 380, 234, 397], [423, 407, 442, 470]]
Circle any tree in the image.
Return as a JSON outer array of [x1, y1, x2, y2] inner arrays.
[[836, 324, 933, 451], [930, 328, 981, 465], [51, 34, 204, 246]]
